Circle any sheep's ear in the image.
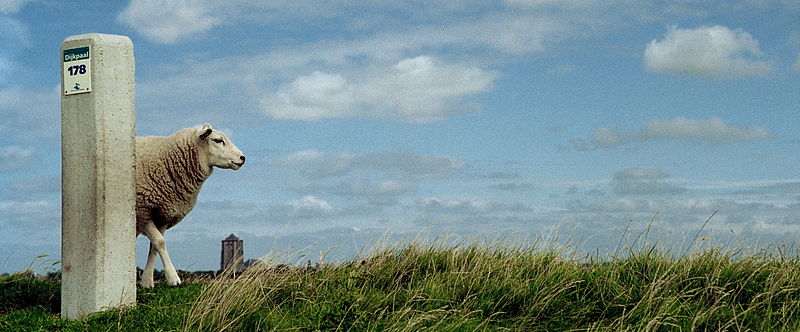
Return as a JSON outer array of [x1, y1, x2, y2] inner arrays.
[[198, 123, 213, 140]]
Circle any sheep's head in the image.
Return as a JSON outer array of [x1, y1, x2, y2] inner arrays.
[[197, 123, 246, 170]]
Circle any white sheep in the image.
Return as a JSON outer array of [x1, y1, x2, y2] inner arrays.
[[136, 123, 245, 288]]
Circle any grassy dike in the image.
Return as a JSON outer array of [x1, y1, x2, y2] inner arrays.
[[2, 240, 800, 331]]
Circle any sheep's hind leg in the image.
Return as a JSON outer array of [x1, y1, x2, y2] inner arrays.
[[157, 224, 181, 286], [142, 221, 182, 287], [139, 242, 159, 288]]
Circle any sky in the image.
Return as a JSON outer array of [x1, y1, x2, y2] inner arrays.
[[1, 0, 799, 274]]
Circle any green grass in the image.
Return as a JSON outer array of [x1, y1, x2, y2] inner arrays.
[[0, 274, 202, 331], [3, 240, 800, 331]]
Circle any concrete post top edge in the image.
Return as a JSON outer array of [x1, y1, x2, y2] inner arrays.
[[62, 33, 132, 47]]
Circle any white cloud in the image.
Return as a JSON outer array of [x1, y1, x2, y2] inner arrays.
[[412, 196, 537, 226], [0, 200, 56, 217], [0, 56, 11, 84], [364, 56, 496, 123], [584, 117, 771, 149], [563, 195, 797, 235], [794, 54, 800, 71], [611, 168, 687, 196], [0, 86, 60, 140], [568, 197, 712, 214], [559, 172, 800, 241], [270, 149, 466, 180], [270, 150, 462, 207], [262, 71, 356, 122], [613, 168, 669, 180], [0, 199, 59, 246], [0, 16, 28, 43], [290, 178, 416, 206], [640, 117, 771, 144], [117, 0, 573, 50], [286, 196, 334, 214], [419, 197, 491, 214], [127, 3, 586, 125], [251, 196, 338, 222], [8, 176, 59, 194], [328, 179, 415, 198], [735, 181, 800, 196], [128, 4, 590, 126], [590, 127, 624, 149], [488, 182, 537, 192], [117, 0, 221, 44], [0, 0, 33, 13], [504, 0, 554, 7], [504, 0, 601, 9], [269, 150, 360, 178], [337, 11, 570, 59], [0, 17, 30, 84], [0, 145, 34, 171], [263, 56, 496, 123], [644, 25, 774, 77], [456, 13, 567, 55]]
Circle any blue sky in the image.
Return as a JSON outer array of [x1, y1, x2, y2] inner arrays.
[[1, 0, 799, 273]]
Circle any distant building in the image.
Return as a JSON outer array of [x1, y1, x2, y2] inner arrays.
[[220, 233, 245, 273]]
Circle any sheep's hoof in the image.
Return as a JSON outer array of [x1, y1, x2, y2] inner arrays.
[[139, 279, 155, 289], [166, 276, 182, 287]]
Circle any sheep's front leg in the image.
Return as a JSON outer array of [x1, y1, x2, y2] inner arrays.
[[142, 221, 182, 287]]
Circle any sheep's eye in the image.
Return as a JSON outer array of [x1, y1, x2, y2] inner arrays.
[[212, 138, 225, 145]]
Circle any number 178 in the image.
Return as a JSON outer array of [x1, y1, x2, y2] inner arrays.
[[68, 64, 86, 76]]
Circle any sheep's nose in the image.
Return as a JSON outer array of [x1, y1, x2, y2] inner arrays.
[[240, 155, 246, 163]]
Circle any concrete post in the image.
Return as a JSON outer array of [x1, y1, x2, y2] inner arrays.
[[60, 33, 136, 319]]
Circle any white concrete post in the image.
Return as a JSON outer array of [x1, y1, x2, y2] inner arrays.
[[60, 33, 136, 319]]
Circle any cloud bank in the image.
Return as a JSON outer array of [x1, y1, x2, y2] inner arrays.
[[611, 168, 687, 196], [577, 117, 771, 149], [0, 145, 34, 171], [644, 25, 773, 77], [269, 149, 466, 180], [794, 55, 800, 71], [117, 0, 221, 44], [0, 16, 30, 84], [121, 1, 586, 124], [262, 56, 496, 123], [0, 0, 33, 13]]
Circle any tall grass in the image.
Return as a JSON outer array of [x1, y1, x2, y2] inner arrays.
[[183, 238, 800, 331], [0, 270, 60, 316], [3, 228, 800, 331]]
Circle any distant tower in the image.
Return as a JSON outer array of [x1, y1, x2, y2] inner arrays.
[[220, 234, 244, 273]]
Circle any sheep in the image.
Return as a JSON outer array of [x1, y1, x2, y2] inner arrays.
[[136, 123, 245, 288]]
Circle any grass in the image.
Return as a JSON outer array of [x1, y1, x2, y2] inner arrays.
[[185, 241, 800, 331], [2, 237, 800, 331], [0, 274, 203, 331]]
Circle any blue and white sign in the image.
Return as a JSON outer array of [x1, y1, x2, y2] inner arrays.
[[63, 47, 91, 95]]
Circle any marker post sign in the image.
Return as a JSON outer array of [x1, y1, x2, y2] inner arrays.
[[60, 33, 136, 319], [63, 47, 91, 95]]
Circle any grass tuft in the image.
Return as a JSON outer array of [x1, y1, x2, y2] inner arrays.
[[0, 270, 60, 315]]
